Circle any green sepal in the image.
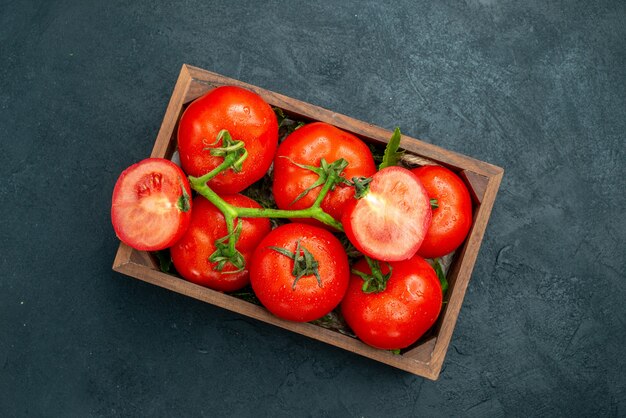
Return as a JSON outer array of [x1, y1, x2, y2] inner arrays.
[[203, 129, 248, 173], [269, 240, 322, 289], [282, 157, 349, 206], [209, 221, 246, 273], [347, 176, 372, 199], [352, 256, 392, 293], [176, 178, 191, 212], [430, 198, 439, 210]]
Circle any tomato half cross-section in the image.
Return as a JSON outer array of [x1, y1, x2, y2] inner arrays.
[[177, 85, 279, 194], [341, 256, 443, 350], [411, 165, 473, 259], [272, 122, 376, 226], [341, 166, 432, 261], [111, 158, 192, 251], [170, 194, 271, 292], [249, 223, 350, 322]]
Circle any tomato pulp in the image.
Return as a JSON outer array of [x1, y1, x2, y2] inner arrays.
[[342, 166, 432, 261], [111, 158, 192, 251]]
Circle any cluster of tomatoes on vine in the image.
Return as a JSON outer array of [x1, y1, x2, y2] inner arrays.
[[111, 85, 474, 351]]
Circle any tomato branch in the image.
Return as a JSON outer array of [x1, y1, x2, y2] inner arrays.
[[187, 137, 348, 271], [192, 154, 238, 185], [190, 175, 343, 230], [189, 150, 345, 231]]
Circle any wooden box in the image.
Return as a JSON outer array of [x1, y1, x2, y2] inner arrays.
[[112, 64, 503, 380]]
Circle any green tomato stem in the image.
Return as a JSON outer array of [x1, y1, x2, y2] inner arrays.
[[312, 170, 337, 209], [224, 213, 236, 255], [189, 177, 238, 219], [236, 206, 343, 231], [192, 155, 237, 185], [190, 173, 344, 231]]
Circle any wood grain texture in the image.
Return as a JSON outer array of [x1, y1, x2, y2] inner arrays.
[[460, 169, 490, 205], [112, 64, 504, 380]]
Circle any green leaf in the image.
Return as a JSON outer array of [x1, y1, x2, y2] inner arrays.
[[379, 127, 403, 169], [368, 143, 385, 164], [274, 107, 287, 127], [351, 256, 392, 293], [274, 107, 305, 137], [154, 250, 173, 273], [432, 258, 448, 295]]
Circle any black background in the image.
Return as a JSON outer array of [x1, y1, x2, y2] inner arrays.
[[1, 1, 625, 416]]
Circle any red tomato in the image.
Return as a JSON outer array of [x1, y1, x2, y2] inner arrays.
[[177, 85, 279, 194], [341, 256, 443, 350], [412, 165, 473, 258], [272, 122, 376, 225], [341, 166, 432, 261], [249, 223, 350, 322], [170, 194, 271, 292], [111, 158, 192, 251]]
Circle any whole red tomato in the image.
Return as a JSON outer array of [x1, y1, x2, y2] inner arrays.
[[170, 194, 271, 292], [177, 85, 278, 194], [249, 223, 350, 322], [411, 165, 473, 258], [272, 122, 376, 225], [341, 256, 443, 350], [111, 158, 192, 251]]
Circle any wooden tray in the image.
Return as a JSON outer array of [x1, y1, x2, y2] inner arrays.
[[112, 64, 503, 380]]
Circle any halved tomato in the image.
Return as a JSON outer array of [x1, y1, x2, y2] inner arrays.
[[341, 166, 431, 261], [111, 158, 192, 251]]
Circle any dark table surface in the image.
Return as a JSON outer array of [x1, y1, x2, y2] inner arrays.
[[1, 1, 625, 416]]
